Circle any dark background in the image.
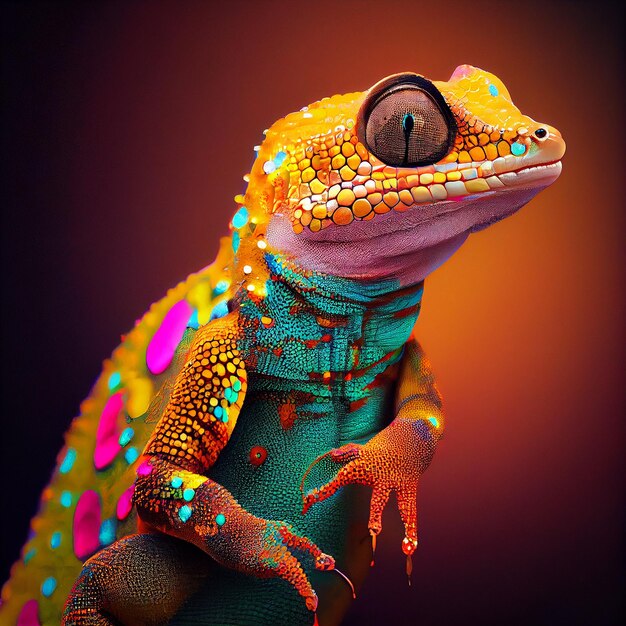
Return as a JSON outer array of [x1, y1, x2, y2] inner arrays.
[[1, 1, 624, 625]]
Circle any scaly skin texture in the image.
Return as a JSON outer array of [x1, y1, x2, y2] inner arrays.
[[1, 65, 565, 625]]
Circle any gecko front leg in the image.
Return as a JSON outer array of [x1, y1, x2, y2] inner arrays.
[[64, 313, 333, 624], [302, 336, 444, 573]]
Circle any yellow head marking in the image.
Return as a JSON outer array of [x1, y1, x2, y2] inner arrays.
[[233, 65, 564, 244]]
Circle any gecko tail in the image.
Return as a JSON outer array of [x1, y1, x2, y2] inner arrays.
[[0, 236, 235, 625]]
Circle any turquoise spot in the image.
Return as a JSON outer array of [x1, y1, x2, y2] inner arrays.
[[24, 548, 36, 564], [41, 577, 57, 597], [171, 476, 183, 489], [179, 505, 192, 522], [107, 372, 121, 390], [59, 448, 76, 474], [210, 300, 229, 321], [187, 309, 200, 330], [214, 280, 229, 295], [232, 379, 242, 392], [99, 518, 117, 546], [488, 84, 499, 97], [183, 488, 195, 502], [428, 416, 440, 428], [60, 491, 72, 508], [50, 532, 61, 549], [274, 151, 287, 166], [232, 206, 249, 229], [511, 142, 526, 156], [215, 513, 226, 526], [124, 447, 139, 464], [224, 387, 238, 404], [221, 408, 229, 423], [213, 406, 223, 419], [118, 427, 135, 447], [232, 231, 240, 253]]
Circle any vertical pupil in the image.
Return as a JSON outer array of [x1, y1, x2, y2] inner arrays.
[[402, 113, 415, 165], [402, 113, 415, 134]]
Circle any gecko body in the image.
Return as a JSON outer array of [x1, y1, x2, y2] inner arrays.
[[1, 65, 565, 625]]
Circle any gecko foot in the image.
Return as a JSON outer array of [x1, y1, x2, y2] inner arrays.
[[302, 419, 435, 574]]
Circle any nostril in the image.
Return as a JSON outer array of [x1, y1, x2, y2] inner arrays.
[[535, 128, 548, 139]]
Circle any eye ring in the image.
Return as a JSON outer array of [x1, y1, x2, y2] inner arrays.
[[357, 73, 457, 167], [534, 128, 548, 140]]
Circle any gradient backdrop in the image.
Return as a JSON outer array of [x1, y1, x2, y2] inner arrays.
[[1, 1, 624, 625]]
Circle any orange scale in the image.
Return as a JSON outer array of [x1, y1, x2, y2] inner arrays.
[[332, 207, 354, 225]]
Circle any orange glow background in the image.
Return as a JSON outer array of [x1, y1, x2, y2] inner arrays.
[[2, 1, 623, 624]]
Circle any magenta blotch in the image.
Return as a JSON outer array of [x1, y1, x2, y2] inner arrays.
[[146, 300, 194, 375], [93, 392, 124, 470], [17, 599, 40, 626], [73, 490, 102, 560], [137, 460, 153, 476], [116, 484, 135, 520]]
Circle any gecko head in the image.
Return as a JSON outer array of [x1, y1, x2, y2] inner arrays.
[[233, 65, 565, 287]]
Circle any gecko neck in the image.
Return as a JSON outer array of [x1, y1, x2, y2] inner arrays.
[[236, 252, 424, 380]]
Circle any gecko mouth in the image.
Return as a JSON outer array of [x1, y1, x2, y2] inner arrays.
[[496, 160, 562, 188], [509, 159, 561, 173], [289, 154, 563, 239]]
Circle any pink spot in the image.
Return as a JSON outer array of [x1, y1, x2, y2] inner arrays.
[[17, 599, 40, 626], [116, 484, 135, 520], [93, 392, 124, 470], [73, 490, 101, 560], [146, 300, 193, 375], [137, 460, 153, 476], [450, 64, 475, 80]]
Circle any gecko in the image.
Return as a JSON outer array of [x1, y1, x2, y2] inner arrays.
[[0, 65, 565, 626]]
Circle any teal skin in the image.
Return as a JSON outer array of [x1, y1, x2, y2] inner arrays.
[[170, 255, 424, 624]]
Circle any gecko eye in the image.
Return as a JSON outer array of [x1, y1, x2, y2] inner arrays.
[[359, 74, 456, 167]]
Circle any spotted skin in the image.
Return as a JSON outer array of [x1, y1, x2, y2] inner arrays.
[[303, 339, 443, 558], [266, 67, 561, 236], [0, 65, 564, 625]]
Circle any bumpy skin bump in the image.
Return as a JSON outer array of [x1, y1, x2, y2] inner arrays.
[[1, 65, 564, 626]]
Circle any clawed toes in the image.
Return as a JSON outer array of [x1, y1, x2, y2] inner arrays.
[[315, 552, 335, 571], [305, 592, 318, 612], [402, 537, 418, 555]]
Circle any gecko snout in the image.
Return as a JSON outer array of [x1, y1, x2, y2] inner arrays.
[[534, 124, 566, 161]]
